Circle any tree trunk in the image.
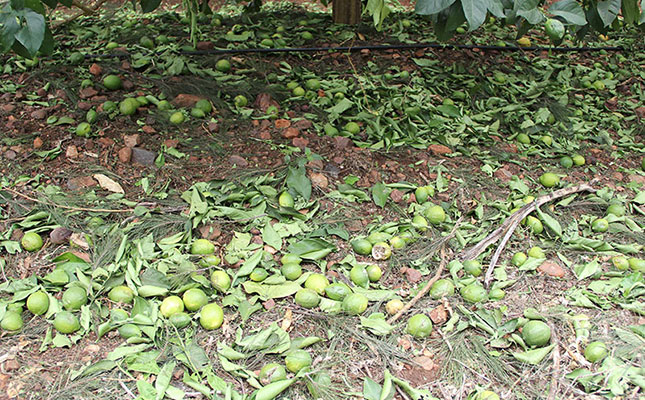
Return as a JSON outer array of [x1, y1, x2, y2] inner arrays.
[[332, 0, 361, 25]]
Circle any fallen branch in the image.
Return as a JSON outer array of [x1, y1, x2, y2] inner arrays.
[[547, 324, 561, 400], [457, 182, 596, 288], [52, 0, 108, 29]]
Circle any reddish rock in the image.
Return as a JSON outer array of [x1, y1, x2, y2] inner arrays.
[[196, 41, 214, 50], [538, 260, 565, 278], [333, 136, 352, 150], [263, 299, 276, 311], [89, 63, 102, 76], [77, 101, 92, 111], [254, 93, 279, 112], [142, 125, 156, 134], [122, 80, 134, 91], [3, 150, 17, 160], [163, 139, 179, 148], [98, 137, 115, 147], [404, 267, 422, 284], [275, 119, 291, 129], [3, 359, 19, 372], [428, 144, 452, 156], [123, 134, 141, 148], [207, 122, 219, 133], [390, 189, 403, 203], [494, 166, 513, 182], [33, 137, 43, 149], [282, 127, 300, 139], [92, 95, 107, 103], [117, 147, 132, 163], [635, 106, 645, 119], [229, 155, 248, 167], [30, 109, 47, 119], [292, 119, 313, 130], [66, 145, 78, 159], [172, 94, 204, 108], [429, 304, 448, 325], [79, 87, 98, 99], [310, 172, 329, 189], [1, 104, 15, 113], [67, 176, 98, 190], [259, 131, 272, 140], [307, 159, 324, 170], [199, 223, 221, 240], [292, 137, 308, 149]]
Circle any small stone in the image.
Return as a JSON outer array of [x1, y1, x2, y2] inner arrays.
[[390, 189, 403, 203], [67, 176, 98, 190], [292, 119, 313, 130], [263, 299, 276, 311], [275, 119, 291, 129], [89, 63, 102, 76], [310, 172, 328, 189], [196, 41, 214, 50], [292, 137, 308, 148], [4, 150, 17, 160], [428, 144, 452, 156], [66, 145, 78, 159], [404, 268, 422, 284], [429, 304, 447, 325], [33, 137, 43, 149], [77, 101, 92, 111], [259, 131, 272, 140], [50, 227, 73, 245], [118, 147, 132, 163], [163, 139, 179, 148], [30, 109, 47, 120], [333, 136, 352, 150], [123, 134, 141, 148], [307, 159, 324, 170], [172, 94, 204, 108], [131, 147, 156, 166], [635, 106, 645, 119], [229, 155, 248, 167], [282, 127, 300, 139], [538, 260, 565, 278], [142, 125, 156, 134], [207, 122, 219, 132], [1, 104, 15, 113], [79, 87, 98, 99], [3, 359, 19, 372]]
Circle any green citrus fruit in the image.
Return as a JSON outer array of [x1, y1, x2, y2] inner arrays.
[[169, 111, 185, 124], [539, 173, 560, 188], [118, 323, 141, 339], [430, 279, 455, 299], [62, 286, 88, 311], [301, 31, 313, 40], [463, 260, 482, 277], [406, 314, 432, 338], [295, 288, 320, 308], [210, 270, 231, 292], [526, 216, 544, 234], [522, 320, 551, 347], [572, 155, 585, 166], [545, 18, 565, 42], [342, 293, 369, 315], [69, 52, 84, 64], [606, 203, 625, 217], [183, 288, 208, 311], [488, 288, 505, 300], [349, 265, 369, 288], [169, 312, 191, 329], [371, 242, 391, 261], [528, 246, 546, 259], [292, 86, 305, 96], [281, 263, 302, 280], [191, 108, 205, 118], [584, 341, 608, 363], [390, 236, 405, 249], [108, 285, 134, 304], [199, 255, 221, 268], [541, 135, 553, 146], [53, 311, 80, 334], [285, 349, 312, 373], [351, 238, 372, 255], [511, 252, 527, 267], [367, 232, 391, 245], [27, 291, 49, 315], [517, 37, 531, 47], [516, 133, 530, 144], [102, 100, 117, 113], [475, 390, 501, 400], [278, 191, 295, 208], [412, 215, 428, 231], [250, 268, 269, 282], [415, 186, 431, 203], [324, 282, 352, 301], [281, 253, 301, 265], [110, 308, 129, 323], [106, 41, 119, 50], [160, 296, 184, 318], [86, 109, 98, 123], [560, 156, 573, 168], [385, 299, 404, 315], [461, 283, 487, 303], [366, 264, 382, 282], [119, 98, 138, 115], [21, 232, 43, 252], [304, 274, 329, 295], [200, 303, 224, 330], [628, 257, 645, 272], [611, 256, 630, 271], [1, 311, 23, 331], [234, 95, 248, 107], [157, 100, 171, 110], [591, 218, 609, 233], [344, 122, 360, 135], [195, 99, 212, 113], [190, 239, 215, 255], [593, 80, 605, 90], [103, 75, 122, 90], [139, 36, 154, 49], [75, 122, 91, 137], [305, 79, 321, 90], [259, 363, 287, 385], [260, 38, 274, 47], [425, 205, 446, 225], [216, 59, 231, 72]]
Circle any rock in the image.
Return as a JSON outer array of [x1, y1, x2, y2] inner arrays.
[[163, 139, 179, 148], [66, 145, 78, 159], [89, 63, 102, 76], [254, 93, 279, 112], [412, 356, 436, 371], [428, 144, 452, 156], [307, 159, 324, 170], [282, 127, 300, 139], [122, 80, 134, 91], [30, 109, 47, 120], [390, 189, 403, 203], [33, 137, 43, 149], [323, 163, 341, 178], [50, 227, 72, 245], [429, 304, 447, 325], [494, 166, 513, 182], [207, 122, 219, 133], [635, 106, 645, 119], [77, 101, 92, 111], [1, 104, 15, 113], [198, 223, 221, 240], [172, 94, 204, 108], [274, 119, 291, 129], [229, 155, 248, 167], [310, 172, 328, 189], [118, 147, 132, 163], [538, 260, 565, 278], [292, 119, 313, 131], [123, 134, 141, 148], [404, 267, 422, 284], [131, 147, 156, 166], [292, 137, 308, 149], [196, 41, 214, 50], [3, 359, 19, 372], [333, 136, 352, 150], [263, 299, 276, 311], [142, 125, 156, 134], [259, 131, 271, 140], [98, 138, 115, 147], [67, 176, 98, 190], [79, 87, 98, 99], [4, 150, 17, 160]]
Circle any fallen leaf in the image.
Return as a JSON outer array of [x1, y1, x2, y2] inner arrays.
[[93, 174, 124, 194]]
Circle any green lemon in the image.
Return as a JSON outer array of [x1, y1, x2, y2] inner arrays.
[[169, 111, 185, 124], [190, 239, 215, 255], [528, 246, 546, 259], [285, 349, 312, 373], [385, 299, 404, 315], [324, 282, 352, 301], [157, 100, 171, 110], [278, 191, 295, 208], [259, 363, 287, 385], [102, 100, 117, 113], [301, 31, 313, 40], [511, 252, 527, 267], [560, 156, 573, 168], [463, 260, 482, 277], [606, 203, 625, 217], [545, 18, 565, 42], [292, 86, 305, 97], [110, 308, 129, 323], [210, 270, 231, 292], [349, 265, 369, 288], [342, 293, 369, 315], [430, 279, 454, 299], [584, 341, 608, 363], [250, 268, 269, 282], [76, 122, 91, 137], [281, 263, 302, 280], [516, 133, 530, 144], [118, 323, 141, 339], [367, 232, 391, 245], [572, 154, 586, 166], [591, 218, 609, 233], [460, 283, 487, 303], [475, 390, 501, 400], [27, 290, 49, 315], [522, 320, 551, 347], [415, 186, 431, 203], [53, 311, 80, 334], [183, 288, 208, 311], [526, 216, 544, 234], [489, 288, 505, 300], [106, 41, 119, 50], [628, 258, 645, 272], [169, 312, 192, 329], [21, 232, 43, 252], [412, 215, 428, 231], [200, 303, 224, 330], [406, 314, 432, 338], [62, 286, 88, 311], [344, 122, 360, 135], [216, 59, 231, 72], [294, 288, 320, 308], [390, 236, 406, 249], [366, 264, 382, 282], [69, 52, 84, 64], [86, 109, 98, 123], [234, 95, 248, 107], [611, 256, 629, 271], [540, 135, 553, 146], [425, 205, 446, 225], [103, 75, 122, 90], [119, 98, 138, 115], [351, 238, 372, 255], [199, 255, 221, 268], [108, 285, 134, 304], [139, 36, 154, 49], [191, 108, 205, 118], [281, 253, 302, 265], [305, 79, 321, 90], [160, 296, 184, 318], [1, 311, 23, 331], [304, 274, 329, 295], [195, 99, 212, 114], [539, 173, 560, 188]]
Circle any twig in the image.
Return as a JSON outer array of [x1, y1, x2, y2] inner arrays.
[[387, 246, 448, 325], [457, 182, 596, 288], [547, 324, 561, 400], [52, 0, 108, 28], [4, 187, 135, 213], [71, 0, 94, 14], [118, 380, 136, 399]]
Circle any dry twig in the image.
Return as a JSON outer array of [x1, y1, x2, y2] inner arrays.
[[547, 323, 561, 400]]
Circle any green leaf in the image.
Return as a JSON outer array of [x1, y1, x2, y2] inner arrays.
[[415, 0, 456, 15], [536, 207, 562, 237], [548, 0, 586, 25], [236, 250, 263, 278], [14, 9, 45, 57], [360, 313, 395, 336], [155, 361, 175, 400], [371, 182, 390, 208], [597, 0, 621, 26], [137, 379, 157, 400], [287, 238, 335, 260], [515, 0, 544, 24], [261, 223, 282, 250], [512, 344, 554, 365], [461, 0, 488, 31], [242, 281, 301, 299], [363, 377, 382, 400], [140, 0, 161, 12], [286, 166, 311, 201], [573, 260, 600, 281], [485, 0, 504, 18]]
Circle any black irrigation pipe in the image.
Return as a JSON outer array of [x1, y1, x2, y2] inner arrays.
[[84, 42, 625, 59]]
